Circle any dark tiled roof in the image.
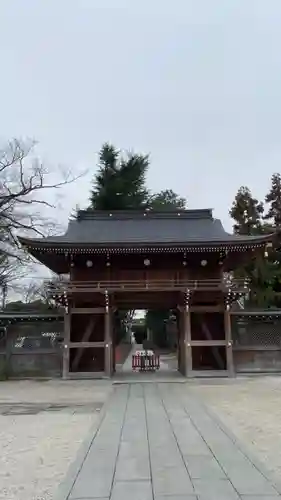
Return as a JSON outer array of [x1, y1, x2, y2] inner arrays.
[[18, 209, 274, 248]]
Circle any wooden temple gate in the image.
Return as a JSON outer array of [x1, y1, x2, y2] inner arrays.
[[57, 279, 245, 379], [18, 208, 276, 378]]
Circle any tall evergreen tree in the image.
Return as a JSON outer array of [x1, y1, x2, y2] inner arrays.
[[230, 187, 264, 306], [89, 143, 149, 210], [86, 143, 188, 213], [229, 186, 279, 308], [264, 173, 281, 228], [229, 186, 264, 235], [263, 173, 281, 307]]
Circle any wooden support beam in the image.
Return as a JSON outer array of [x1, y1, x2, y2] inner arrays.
[[190, 305, 224, 312], [72, 316, 97, 371], [69, 341, 104, 348], [224, 309, 235, 377], [63, 312, 70, 379], [178, 305, 224, 313], [71, 307, 105, 314], [190, 340, 226, 346]]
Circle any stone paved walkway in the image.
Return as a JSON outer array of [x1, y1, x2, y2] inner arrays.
[[63, 383, 281, 500]]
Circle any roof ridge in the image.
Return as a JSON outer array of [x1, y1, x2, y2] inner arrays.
[[76, 208, 213, 220]]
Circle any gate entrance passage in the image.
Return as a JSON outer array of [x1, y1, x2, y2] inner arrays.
[[19, 209, 275, 378]]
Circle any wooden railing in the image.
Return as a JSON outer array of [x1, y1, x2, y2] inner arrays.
[[132, 353, 160, 371], [49, 278, 248, 294]]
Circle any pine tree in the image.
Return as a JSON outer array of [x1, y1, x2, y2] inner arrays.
[[264, 173, 281, 228], [229, 186, 264, 235], [89, 143, 149, 210]]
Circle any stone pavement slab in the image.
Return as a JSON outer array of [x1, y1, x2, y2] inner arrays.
[[155, 497, 198, 500], [240, 497, 281, 499], [183, 454, 226, 479], [62, 383, 281, 500], [111, 480, 153, 500], [192, 478, 241, 499]]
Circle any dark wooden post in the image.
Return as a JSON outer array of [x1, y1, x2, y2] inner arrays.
[[63, 311, 71, 379], [184, 307, 192, 377], [104, 290, 112, 377], [111, 307, 116, 373], [177, 309, 184, 375], [224, 308, 234, 377], [104, 310, 112, 377], [177, 311, 182, 373]]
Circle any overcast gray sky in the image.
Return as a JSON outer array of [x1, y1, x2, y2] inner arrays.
[[1, 0, 281, 233]]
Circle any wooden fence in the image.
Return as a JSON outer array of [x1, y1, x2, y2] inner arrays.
[[231, 311, 281, 373], [0, 313, 63, 379]]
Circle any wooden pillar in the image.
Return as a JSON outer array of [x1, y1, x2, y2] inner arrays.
[[184, 307, 192, 377], [178, 310, 185, 375], [104, 310, 111, 377], [111, 305, 117, 373], [112, 317, 116, 374], [63, 311, 71, 379], [104, 290, 112, 377], [177, 314, 182, 373], [224, 308, 235, 377]]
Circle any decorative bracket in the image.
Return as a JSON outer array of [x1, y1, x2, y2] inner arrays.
[[105, 289, 109, 313], [184, 289, 191, 311]]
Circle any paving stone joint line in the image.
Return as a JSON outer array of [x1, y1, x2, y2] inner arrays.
[[108, 384, 131, 498]]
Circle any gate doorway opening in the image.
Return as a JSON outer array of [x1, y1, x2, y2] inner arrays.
[[114, 308, 180, 377]]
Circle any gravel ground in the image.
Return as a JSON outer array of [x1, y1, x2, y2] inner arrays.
[[190, 376, 281, 481], [0, 379, 112, 500]]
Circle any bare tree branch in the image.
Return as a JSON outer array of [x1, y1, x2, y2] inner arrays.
[[0, 138, 85, 306], [0, 138, 85, 264]]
